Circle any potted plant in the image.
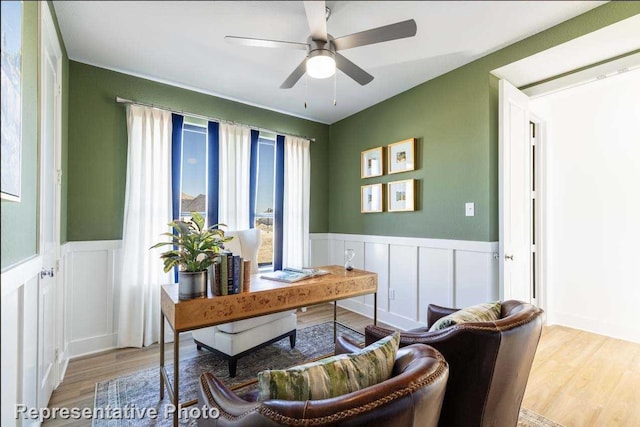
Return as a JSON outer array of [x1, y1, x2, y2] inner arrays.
[[151, 212, 232, 300]]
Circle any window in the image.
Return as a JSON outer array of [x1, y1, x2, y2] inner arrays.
[[180, 123, 208, 221], [254, 134, 276, 266], [176, 124, 276, 266]]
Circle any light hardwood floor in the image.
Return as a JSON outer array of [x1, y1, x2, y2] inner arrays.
[[46, 304, 640, 426]]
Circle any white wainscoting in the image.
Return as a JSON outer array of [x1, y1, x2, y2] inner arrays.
[[63, 240, 121, 358], [59, 235, 498, 358], [310, 233, 499, 330], [1, 256, 42, 426]]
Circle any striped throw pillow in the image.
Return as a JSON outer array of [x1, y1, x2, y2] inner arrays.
[[429, 301, 502, 331], [257, 331, 400, 401]]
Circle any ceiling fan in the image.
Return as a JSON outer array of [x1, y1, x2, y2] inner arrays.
[[225, 1, 417, 89]]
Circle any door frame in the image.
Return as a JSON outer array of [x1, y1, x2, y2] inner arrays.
[[38, 0, 64, 394], [530, 113, 547, 312], [498, 79, 547, 312]]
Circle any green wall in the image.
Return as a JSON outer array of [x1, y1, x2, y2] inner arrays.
[[328, 2, 640, 242], [66, 62, 330, 241], [4, 2, 637, 266], [1, 2, 69, 270]]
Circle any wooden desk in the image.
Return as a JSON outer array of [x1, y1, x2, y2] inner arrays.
[[160, 265, 377, 426]]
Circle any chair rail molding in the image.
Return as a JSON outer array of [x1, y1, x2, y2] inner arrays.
[[310, 233, 499, 331]]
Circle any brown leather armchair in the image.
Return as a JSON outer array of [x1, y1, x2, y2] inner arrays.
[[197, 336, 449, 427], [365, 300, 543, 427]]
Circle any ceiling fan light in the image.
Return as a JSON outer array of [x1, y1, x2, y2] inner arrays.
[[306, 54, 336, 79]]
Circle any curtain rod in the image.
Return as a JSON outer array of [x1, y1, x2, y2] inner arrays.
[[115, 96, 316, 142]]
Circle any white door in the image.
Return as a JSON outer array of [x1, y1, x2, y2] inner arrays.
[[499, 80, 533, 303], [38, 3, 63, 408]]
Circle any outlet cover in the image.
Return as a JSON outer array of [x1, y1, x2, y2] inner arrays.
[[465, 202, 475, 217]]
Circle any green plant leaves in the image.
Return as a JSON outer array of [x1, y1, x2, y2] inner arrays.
[[150, 212, 233, 273]]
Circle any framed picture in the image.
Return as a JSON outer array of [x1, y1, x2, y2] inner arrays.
[[361, 183, 383, 213], [361, 146, 383, 178], [388, 179, 415, 212], [387, 138, 416, 175], [1, 1, 23, 201]]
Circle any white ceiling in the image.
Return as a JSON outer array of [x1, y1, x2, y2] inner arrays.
[[53, 1, 606, 124]]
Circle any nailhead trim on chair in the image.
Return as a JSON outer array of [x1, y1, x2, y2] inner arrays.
[[200, 353, 448, 425]]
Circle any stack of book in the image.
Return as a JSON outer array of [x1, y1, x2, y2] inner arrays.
[[209, 252, 251, 296]]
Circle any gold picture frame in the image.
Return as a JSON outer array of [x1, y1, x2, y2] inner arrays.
[[361, 146, 383, 178], [361, 183, 383, 213], [387, 138, 416, 175], [387, 179, 415, 212]]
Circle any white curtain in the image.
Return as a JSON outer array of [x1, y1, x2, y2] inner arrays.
[[219, 123, 251, 230], [117, 105, 173, 348], [282, 136, 311, 268]]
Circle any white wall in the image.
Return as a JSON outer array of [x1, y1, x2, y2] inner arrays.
[[532, 69, 640, 343], [311, 233, 499, 330]]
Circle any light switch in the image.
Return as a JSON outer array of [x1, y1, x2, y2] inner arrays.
[[465, 202, 475, 217]]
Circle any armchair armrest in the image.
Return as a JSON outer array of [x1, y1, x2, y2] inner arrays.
[[364, 325, 428, 347], [427, 304, 458, 328], [335, 335, 362, 355], [199, 372, 260, 416], [365, 323, 464, 348]]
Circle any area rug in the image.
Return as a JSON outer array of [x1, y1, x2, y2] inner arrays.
[[93, 322, 562, 426]]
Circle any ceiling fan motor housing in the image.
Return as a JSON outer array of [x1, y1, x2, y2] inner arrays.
[[307, 36, 336, 57]]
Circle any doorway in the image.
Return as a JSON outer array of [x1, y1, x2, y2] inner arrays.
[[499, 66, 640, 343], [529, 69, 640, 343]]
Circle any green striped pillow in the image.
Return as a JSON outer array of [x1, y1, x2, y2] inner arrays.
[[429, 301, 502, 331], [257, 331, 400, 401]]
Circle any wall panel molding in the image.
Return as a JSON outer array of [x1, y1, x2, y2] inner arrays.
[[60, 236, 498, 356], [310, 233, 499, 330], [1, 257, 41, 426], [63, 240, 121, 358]]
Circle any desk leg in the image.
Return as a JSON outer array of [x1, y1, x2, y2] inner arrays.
[[160, 312, 165, 399], [374, 292, 378, 325], [333, 301, 337, 343], [173, 330, 179, 427]]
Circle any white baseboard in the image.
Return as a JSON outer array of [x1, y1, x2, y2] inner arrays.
[[549, 311, 639, 344], [68, 333, 118, 360]]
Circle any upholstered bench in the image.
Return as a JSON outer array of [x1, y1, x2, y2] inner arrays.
[[192, 310, 297, 377]]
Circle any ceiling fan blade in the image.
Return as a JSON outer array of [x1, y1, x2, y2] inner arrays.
[[280, 58, 308, 89], [335, 53, 374, 86], [303, 0, 328, 42], [333, 19, 417, 51], [225, 36, 308, 50]]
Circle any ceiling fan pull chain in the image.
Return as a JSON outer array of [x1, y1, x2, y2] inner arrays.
[[333, 71, 337, 106], [304, 73, 309, 109]]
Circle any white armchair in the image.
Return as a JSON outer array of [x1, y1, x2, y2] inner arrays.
[[191, 228, 297, 377]]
